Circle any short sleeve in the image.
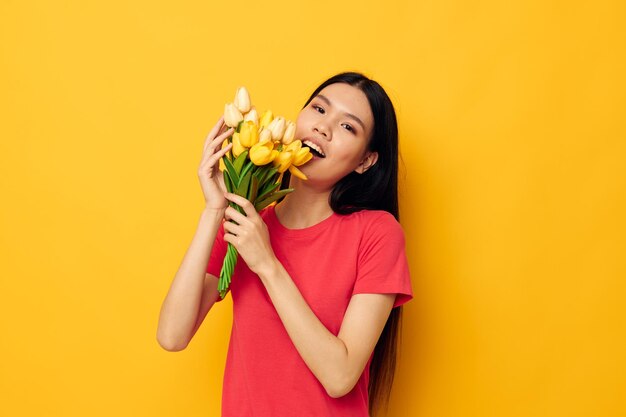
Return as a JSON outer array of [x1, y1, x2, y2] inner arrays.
[[352, 212, 413, 308], [206, 220, 228, 302]]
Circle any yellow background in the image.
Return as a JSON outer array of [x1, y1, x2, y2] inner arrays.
[[1, 1, 624, 416]]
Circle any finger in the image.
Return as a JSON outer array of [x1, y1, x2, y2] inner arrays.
[[218, 126, 235, 140], [218, 122, 229, 136], [223, 219, 240, 236], [209, 127, 235, 153], [225, 206, 249, 225], [204, 143, 232, 167], [205, 126, 234, 154], [209, 116, 225, 138], [203, 125, 235, 152], [202, 134, 232, 166], [206, 137, 232, 159], [224, 192, 256, 217], [223, 232, 236, 245], [203, 116, 225, 150]]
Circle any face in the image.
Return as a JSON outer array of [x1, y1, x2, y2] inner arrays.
[[295, 83, 377, 189]]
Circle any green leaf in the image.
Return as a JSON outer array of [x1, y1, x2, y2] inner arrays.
[[248, 175, 260, 203], [254, 168, 283, 202], [232, 150, 249, 175], [223, 168, 234, 193], [236, 167, 253, 197], [259, 167, 279, 185], [254, 188, 294, 211], [239, 160, 254, 185], [223, 157, 239, 187], [252, 165, 266, 181], [251, 164, 267, 183], [256, 182, 280, 203]]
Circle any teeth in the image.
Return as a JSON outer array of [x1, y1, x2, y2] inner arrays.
[[303, 140, 325, 157]]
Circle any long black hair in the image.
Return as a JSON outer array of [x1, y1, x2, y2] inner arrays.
[[282, 71, 403, 416]]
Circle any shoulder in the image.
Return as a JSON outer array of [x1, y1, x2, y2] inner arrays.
[[339, 209, 406, 243], [342, 209, 403, 231]]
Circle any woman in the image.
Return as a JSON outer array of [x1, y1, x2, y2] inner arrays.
[[157, 72, 413, 417]]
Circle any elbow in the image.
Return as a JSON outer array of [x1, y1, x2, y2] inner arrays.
[[158, 339, 187, 352], [325, 384, 353, 399], [324, 374, 357, 399], [156, 329, 189, 352]]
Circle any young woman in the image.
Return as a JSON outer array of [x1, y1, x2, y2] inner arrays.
[[157, 72, 413, 417]]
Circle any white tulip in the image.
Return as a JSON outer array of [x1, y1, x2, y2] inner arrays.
[[224, 103, 243, 128], [243, 106, 258, 125], [282, 121, 296, 144], [268, 117, 286, 141], [233, 86, 251, 113]]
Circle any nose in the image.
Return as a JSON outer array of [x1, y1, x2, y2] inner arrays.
[[313, 122, 330, 140]]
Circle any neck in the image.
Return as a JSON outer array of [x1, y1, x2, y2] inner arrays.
[[274, 179, 334, 229]]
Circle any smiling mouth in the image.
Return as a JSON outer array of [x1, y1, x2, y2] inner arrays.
[[302, 140, 326, 158]]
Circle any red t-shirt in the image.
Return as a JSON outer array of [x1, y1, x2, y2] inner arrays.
[[206, 204, 413, 417]]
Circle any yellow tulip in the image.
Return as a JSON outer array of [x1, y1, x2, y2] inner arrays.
[[268, 117, 286, 141], [234, 86, 251, 113], [249, 141, 278, 166], [289, 165, 308, 180], [259, 110, 274, 129], [258, 128, 272, 144], [293, 148, 312, 166], [239, 121, 259, 148], [282, 140, 311, 166], [232, 132, 246, 157], [224, 103, 243, 128], [243, 106, 258, 125], [282, 121, 296, 144], [273, 151, 293, 173], [284, 140, 301, 153]]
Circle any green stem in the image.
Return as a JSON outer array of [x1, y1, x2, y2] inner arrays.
[[218, 242, 238, 299]]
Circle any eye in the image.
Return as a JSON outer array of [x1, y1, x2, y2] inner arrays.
[[342, 123, 355, 133], [312, 105, 325, 114]]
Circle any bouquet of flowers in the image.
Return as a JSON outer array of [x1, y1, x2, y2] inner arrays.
[[217, 86, 312, 298]]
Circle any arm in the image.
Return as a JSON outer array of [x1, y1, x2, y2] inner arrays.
[[259, 261, 396, 398], [156, 207, 224, 351], [157, 116, 234, 351]]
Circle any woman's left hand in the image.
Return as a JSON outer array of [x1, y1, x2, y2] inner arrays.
[[222, 192, 277, 277]]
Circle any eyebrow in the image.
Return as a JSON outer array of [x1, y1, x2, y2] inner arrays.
[[316, 94, 367, 132]]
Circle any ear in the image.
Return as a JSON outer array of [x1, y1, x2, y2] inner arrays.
[[354, 151, 379, 174]]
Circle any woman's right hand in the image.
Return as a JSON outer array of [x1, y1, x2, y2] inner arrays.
[[198, 116, 234, 211]]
